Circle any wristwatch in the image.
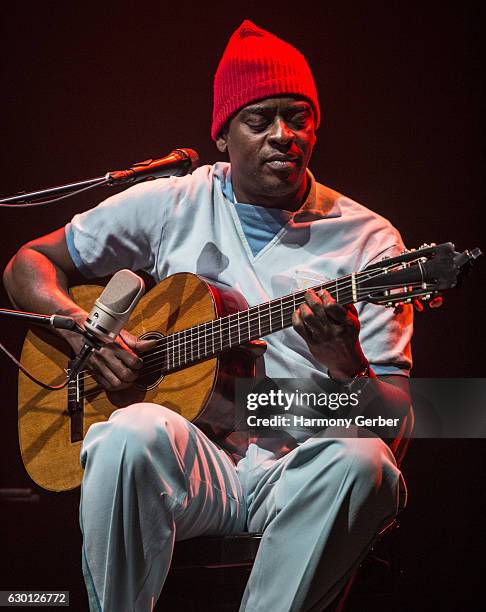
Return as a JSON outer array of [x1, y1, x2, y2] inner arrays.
[[329, 361, 371, 392]]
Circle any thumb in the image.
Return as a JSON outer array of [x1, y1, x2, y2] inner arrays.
[[119, 330, 158, 354], [134, 337, 159, 354]]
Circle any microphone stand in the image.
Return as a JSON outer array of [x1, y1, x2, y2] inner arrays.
[[0, 149, 198, 205], [0, 307, 102, 388], [0, 175, 109, 205], [0, 307, 86, 331]]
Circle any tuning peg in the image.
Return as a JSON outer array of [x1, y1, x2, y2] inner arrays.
[[429, 296, 443, 308], [413, 299, 424, 312]]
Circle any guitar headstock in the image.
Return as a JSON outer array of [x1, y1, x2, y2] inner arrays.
[[361, 242, 482, 307]]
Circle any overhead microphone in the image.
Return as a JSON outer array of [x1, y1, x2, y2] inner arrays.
[[68, 270, 145, 380], [106, 148, 200, 185]]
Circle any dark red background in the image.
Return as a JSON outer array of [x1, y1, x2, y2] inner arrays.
[[1, 2, 484, 610]]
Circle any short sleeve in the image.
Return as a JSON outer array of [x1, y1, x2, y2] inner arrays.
[[65, 180, 175, 280], [355, 237, 414, 377]]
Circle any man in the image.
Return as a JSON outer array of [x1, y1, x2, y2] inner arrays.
[[4, 20, 413, 611]]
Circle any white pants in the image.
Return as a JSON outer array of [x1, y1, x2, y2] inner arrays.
[[80, 403, 406, 611]]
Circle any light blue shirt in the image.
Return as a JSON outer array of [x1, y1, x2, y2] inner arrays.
[[65, 162, 412, 379], [221, 170, 292, 257]]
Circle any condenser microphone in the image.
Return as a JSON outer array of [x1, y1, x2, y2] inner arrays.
[[68, 270, 145, 380], [84, 270, 145, 342], [106, 148, 199, 185]]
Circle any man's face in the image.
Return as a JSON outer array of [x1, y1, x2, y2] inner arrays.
[[216, 97, 316, 210]]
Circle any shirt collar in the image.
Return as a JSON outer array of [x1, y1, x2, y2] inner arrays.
[[214, 162, 342, 220], [294, 169, 342, 221]]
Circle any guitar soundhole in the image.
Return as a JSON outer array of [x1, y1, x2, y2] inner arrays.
[[135, 331, 165, 391]]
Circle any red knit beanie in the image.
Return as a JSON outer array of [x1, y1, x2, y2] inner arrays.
[[212, 20, 320, 141]]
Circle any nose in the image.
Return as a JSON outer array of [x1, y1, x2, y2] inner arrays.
[[267, 117, 294, 147]]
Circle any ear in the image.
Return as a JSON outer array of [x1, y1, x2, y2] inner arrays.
[[216, 132, 228, 153]]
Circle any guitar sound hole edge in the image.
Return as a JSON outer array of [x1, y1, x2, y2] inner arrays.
[[135, 331, 165, 391]]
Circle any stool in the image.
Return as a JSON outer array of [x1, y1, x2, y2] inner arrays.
[[157, 533, 262, 611]]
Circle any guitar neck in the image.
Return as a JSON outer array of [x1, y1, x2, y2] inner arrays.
[[158, 271, 366, 373]]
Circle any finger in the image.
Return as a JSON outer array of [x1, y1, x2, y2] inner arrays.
[[89, 363, 117, 390], [119, 330, 157, 352], [292, 308, 311, 340], [135, 337, 159, 354], [98, 342, 140, 369], [315, 289, 349, 324], [299, 303, 328, 340], [94, 347, 140, 383], [89, 355, 128, 390], [106, 339, 143, 370], [303, 292, 328, 330], [304, 289, 326, 313], [120, 330, 158, 359]]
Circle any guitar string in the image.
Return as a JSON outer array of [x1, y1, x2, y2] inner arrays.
[[144, 266, 419, 358], [69, 286, 363, 401], [141, 279, 423, 368], [72, 265, 392, 387], [71, 269, 415, 396], [72, 273, 414, 399], [70, 283, 361, 399], [70, 267, 389, 390], [71, 280, 416, 402]]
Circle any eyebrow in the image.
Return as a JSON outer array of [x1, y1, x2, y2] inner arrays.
[[242, 102, 312, 114]]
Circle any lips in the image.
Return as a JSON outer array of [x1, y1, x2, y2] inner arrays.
[[263, 154, 299, 171]]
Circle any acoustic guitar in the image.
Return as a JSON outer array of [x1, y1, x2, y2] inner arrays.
[[17, 242, 480, 491]]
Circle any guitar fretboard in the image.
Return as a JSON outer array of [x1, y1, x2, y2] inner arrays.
[[153, 270, 370, 374]]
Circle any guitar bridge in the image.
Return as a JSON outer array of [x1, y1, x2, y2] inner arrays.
[[67, 361, 84, 443]]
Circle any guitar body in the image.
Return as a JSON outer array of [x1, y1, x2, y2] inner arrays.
[[18, 273, 254, 492]]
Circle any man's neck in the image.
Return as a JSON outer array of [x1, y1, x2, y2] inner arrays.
[[232, 174, 309, 212]]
